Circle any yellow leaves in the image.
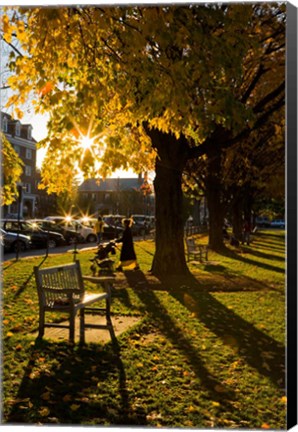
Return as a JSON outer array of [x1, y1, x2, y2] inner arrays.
[[262, 361, 271, 372], [39, 407, 50, 417], [1, 14, 14, 43], [6, 332, 13, 338], [280, 396, 287, 404], [185, 405, 197, 413], [70, 404, 80, 411], [63, 394, 72, 402], [214, 384, 227, 393], [39, 82, 54, 97], [261, 423, 271, 429], [24, 298, 34, 305], [41, 391, 51, 401], [29, 371, 40, 380], [14, 108, 24, 120], [211, 401, 220, 407]]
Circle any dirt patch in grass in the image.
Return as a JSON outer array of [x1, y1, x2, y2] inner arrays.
[[30, 314, 142, 344]]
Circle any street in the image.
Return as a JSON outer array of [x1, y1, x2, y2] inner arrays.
[[2, 241, 98, 262]]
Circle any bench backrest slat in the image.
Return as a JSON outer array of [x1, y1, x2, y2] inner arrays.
[[34, 261, 85, 306], [186, 238, 196, 252]]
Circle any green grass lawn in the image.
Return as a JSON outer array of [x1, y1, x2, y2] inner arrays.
[[2, 229, 286, 428]]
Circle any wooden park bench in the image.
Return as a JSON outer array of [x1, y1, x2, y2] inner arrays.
[[185, 237, 209, 263], [34, 260, 115, 344]]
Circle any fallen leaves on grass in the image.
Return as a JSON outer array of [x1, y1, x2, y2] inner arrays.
[[39, 407, 50, 417]]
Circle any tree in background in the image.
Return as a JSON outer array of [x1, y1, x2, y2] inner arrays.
[[1, 132, 23, 206]]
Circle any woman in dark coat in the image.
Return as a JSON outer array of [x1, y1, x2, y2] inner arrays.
[[115, 218, 139, 271]]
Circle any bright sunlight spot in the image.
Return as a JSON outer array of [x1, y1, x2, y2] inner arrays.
[[80, 136, 94, 151]]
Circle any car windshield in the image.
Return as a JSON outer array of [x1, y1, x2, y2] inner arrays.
[[25, 222, 42, 231]]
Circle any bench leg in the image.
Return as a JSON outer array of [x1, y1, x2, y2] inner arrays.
[[79, 308, 85, 344], [106, 291, 112, 327], [69, 308, 75, 343], [39, 308, 45, 338]]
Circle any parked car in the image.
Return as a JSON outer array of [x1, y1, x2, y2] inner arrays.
[[0, 228, 32, 253], [0, 219, 66, 249], [103, 215, 126, 227], [131, 214, 155, 230], [270, 219, 285, 229], [103, 214, 149, 236], [28, 219, 84, 245], [82, 218, 123, 240], [45, 216, 97, 243], [131, 220, 151, 236], [255, 217, 271, 228]]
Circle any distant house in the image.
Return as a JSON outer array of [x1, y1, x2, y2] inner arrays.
[[78, 175, 154, 215], [1, 112, 38, 218]]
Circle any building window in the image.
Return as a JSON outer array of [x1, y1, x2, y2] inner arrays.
[[2, 117, 8, 133], [91, 193, 96, 201], [26, 148, 32, 159], [14, 145, 21, 155], [24, 183, 31, 193], [25, 165, 32, 176], [27, 126, 32, 140], [15, 122, 21, 136]]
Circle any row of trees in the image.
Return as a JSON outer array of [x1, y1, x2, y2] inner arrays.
[[2, 3, 285, 276]]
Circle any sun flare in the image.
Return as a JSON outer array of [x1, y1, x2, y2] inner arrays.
[[80, 136, 94, 151]]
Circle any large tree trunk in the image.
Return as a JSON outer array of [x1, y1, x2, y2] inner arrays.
[[205, 149, 225, 250], [231, 190, 243, 241], [146, 129, 190, 276]]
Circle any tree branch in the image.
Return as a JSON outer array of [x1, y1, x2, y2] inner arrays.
[[253, 81, 285, 113], [1, 34, 23, 57]]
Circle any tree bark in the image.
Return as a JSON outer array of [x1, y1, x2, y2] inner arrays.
[[231, 190, 243, 240], [146, 129, 190, 276], [205, 148, 225, 250]]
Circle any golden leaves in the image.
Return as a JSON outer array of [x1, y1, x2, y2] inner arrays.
[[39, 82, 54, 97], [41, 392, 51, 401], [39, 407, 50, 417], [62, 394, 72, 402]]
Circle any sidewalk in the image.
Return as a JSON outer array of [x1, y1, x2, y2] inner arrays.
[[31, 314, 142, 344]]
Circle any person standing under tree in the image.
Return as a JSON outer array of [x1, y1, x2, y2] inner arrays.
[[115, 218, 140, 271], [94, 216, 104, 244]]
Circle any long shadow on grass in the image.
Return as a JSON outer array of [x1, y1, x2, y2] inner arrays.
[[3, 260, 18, 271], [253, 243, 285, 253], [13, 256, 48, 299], [216, 247, 284, 274], [167, 275, 285, 389], [247, 248, 285, 262], [257, 231, 285, 240], [125, 271, 285, 390], [5, 335, 143, 426], [200, 265, 282, 293], [124, 270, 237, 410]]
